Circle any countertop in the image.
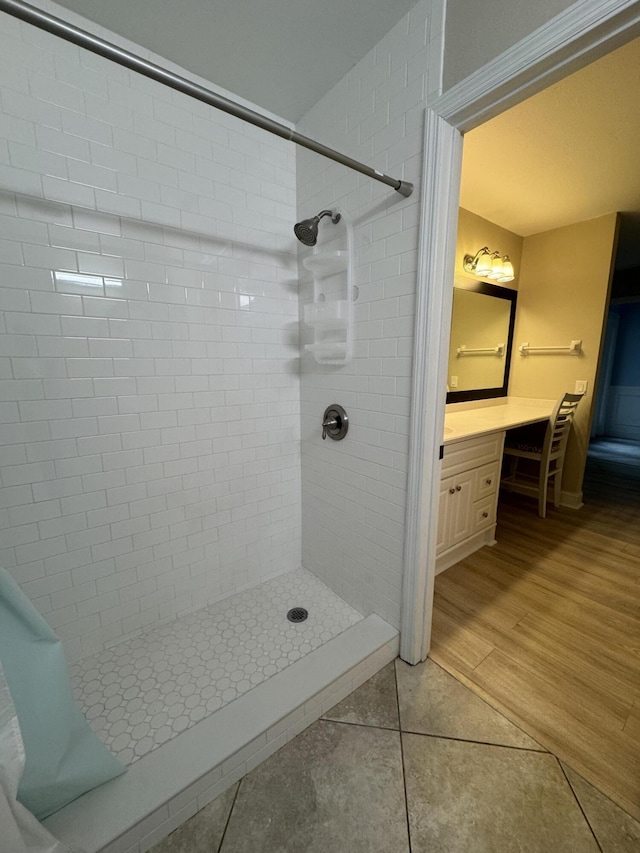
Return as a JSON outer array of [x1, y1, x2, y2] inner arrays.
[[443, 398, 556, 445]]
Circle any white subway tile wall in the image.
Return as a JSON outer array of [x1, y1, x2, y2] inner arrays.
[[297, 0, 444, 628], [0, 2, 301, 660]]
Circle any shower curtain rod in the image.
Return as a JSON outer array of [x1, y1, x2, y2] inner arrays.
[[0, 0, 413, 198]]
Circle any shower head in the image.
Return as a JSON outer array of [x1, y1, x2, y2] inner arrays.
[[294, 209, 341, 246]]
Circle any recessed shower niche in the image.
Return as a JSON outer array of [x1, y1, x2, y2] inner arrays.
[[299, 210, 354, 365]]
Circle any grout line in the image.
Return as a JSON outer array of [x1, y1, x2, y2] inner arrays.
[[320, 716, 400, 732], [400, 727, 549, 753], [216, 778, 243, 853], [394, 660, 414, 853], [427, 656, 549, 750], [557, 759, 604, 853], [321, 709, 548, 755]]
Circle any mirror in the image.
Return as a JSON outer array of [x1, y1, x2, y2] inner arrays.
[[447, 280, 517, 403]]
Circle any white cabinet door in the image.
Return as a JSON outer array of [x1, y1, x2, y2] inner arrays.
[[436, 476, 454, 554], [437, 469, 475, 554], [449, 469, 476, 546]]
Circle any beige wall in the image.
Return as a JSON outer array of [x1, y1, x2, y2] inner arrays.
[[455, 208, 523, 291], [509, 213, 619, 500], [449, 208, 523, 395], [443, 0, 577, 90]]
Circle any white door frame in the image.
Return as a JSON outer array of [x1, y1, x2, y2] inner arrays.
[[400, 0, 640, 664]]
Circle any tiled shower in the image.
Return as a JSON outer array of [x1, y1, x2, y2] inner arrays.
[[0, 6, 301, 663], [0, 0, 444, 848]]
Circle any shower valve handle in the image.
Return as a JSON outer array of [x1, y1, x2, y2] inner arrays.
[[321, 404, 349, 441], [322, 417, 338, 440]]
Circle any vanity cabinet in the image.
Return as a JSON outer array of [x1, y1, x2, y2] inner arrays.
[[436, 431, 505, 574]]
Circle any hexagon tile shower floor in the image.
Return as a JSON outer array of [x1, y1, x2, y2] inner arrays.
[[69, 569, 362, 765]]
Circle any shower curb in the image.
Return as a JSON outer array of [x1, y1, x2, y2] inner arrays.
[[44, 614, 399, 853]]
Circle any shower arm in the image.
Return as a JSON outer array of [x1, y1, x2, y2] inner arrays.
[[0, 0, 413, 199]]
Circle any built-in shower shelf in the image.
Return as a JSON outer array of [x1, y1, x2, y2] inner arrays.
[[302, 250, 348, 277], [304, 300, 349, 330]]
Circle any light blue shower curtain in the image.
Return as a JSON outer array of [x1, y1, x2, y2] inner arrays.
[[0, 568, 125, 820], [0, 659, 73, 852]]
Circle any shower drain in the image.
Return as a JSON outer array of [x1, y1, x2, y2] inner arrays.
[[287, 607, 309, 623]]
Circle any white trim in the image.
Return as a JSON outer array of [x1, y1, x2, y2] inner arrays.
[[435, 526, 497, 576], [436, 0, 640, 131], [401, 0, 640, 665], [560, 490, 584, 510], [399, 112, 462, 664]]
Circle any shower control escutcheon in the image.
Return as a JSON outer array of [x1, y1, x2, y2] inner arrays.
[[322, 404, 348, 441]]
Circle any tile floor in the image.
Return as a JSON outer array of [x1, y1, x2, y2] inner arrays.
[[69, 569, 362, 764], [150, 659, 640, 853]]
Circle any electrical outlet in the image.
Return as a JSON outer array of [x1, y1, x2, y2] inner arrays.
[[450, 376, 458, 388], [575, 380, 588, 395]]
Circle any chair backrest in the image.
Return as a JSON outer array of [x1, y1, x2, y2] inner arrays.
[[543, 392, 582, 459]]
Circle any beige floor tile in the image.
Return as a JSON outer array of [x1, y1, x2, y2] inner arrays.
[[564, 765, 640, 852], [219, 719, 409, 853], [403, 734, 599, 853], [323, 661, 399, 729], [396, 658, 540, 749], [149, 782, 239, 853]]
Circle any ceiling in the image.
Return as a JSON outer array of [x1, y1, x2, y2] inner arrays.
[[54, 0, 418, 122], [460, 36, 640, 270], [49, 3, 640, 269]]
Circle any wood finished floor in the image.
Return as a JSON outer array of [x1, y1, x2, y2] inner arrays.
[[431, 438, 640, 823]]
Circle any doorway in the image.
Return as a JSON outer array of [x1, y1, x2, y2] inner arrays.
[[402, 0, 640, 667], [402, 0, 635, 824]]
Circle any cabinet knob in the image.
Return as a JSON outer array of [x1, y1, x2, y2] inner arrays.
[[449, 488, 455, 495], [455, 484, 462, 492], [482, 511, 489, 518], [485, 478, 492, 485]]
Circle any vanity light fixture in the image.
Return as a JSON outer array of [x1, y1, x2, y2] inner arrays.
[[463, 247, 515, 283]]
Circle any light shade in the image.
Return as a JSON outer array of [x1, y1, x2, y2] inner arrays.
[[474, 249, 494, 276], [498, 257, 515, 282], [487, 256, 503, 279]]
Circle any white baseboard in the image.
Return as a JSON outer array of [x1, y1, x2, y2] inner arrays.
[[435, 526, 496, 575], [560, 490, 584, 510]]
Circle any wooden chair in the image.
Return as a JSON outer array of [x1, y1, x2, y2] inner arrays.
[[501, 392, 582, 518]]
